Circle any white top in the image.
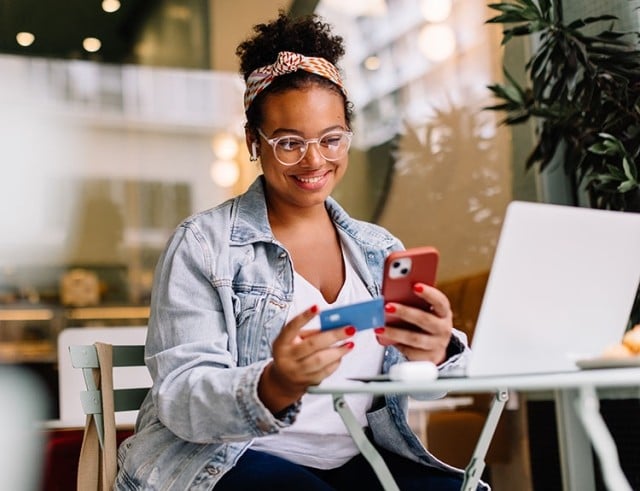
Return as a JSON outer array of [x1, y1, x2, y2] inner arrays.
[[251, 249, 384, 468]]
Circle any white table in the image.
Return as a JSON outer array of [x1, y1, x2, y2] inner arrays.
[[308, 367, 640, 491]]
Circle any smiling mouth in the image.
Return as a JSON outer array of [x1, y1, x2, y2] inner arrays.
[[294, 174, 326, 184]]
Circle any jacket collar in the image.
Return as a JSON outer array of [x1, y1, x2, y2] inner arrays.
[[229, 175, 385, 249], [229, 175, 351, 245]]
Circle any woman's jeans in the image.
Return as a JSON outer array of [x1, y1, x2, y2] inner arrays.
[[215, 446, 471, 491]]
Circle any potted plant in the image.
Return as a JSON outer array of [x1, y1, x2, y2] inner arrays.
[[484, 0, 640, 212]]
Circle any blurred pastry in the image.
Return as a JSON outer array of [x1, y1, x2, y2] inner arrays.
[[622, 324, 640, 353], [602, 343, 634, 358]]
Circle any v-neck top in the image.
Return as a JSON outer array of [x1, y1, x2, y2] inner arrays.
[[250, 246, 385, 469]]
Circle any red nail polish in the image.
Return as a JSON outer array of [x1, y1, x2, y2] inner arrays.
[[374, 327, 385, 334], [310, 305, 318, 313], [384, 304, 396, 313], [413, 284, 424, 293], [345, 341, 355, 349], [345, 326, 356, 336]]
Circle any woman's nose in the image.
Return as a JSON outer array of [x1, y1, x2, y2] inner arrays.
[[299, 141, 325, 166]]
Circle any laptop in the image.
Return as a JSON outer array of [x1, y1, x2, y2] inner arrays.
[[460, 200, 640, 378]]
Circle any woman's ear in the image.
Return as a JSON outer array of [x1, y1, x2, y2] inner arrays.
[[244, 127, 259, 162]]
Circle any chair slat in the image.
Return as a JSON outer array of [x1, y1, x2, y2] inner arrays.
[[114, 388, 149, 412], [112, 345, 146, 367], [80, 389, 102, 414], [70, 345, 99, 368], [70, 345, 146, 368], [79, 387, 150, 414]]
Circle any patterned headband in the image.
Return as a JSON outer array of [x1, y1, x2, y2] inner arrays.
[[243, 51, 347, 112]]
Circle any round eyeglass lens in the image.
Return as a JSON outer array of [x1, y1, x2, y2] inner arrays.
[[274, 132, 352, 165], [273, 136, 306, 165]]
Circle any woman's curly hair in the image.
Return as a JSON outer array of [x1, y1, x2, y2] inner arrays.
[[236, 11, 353, 129]]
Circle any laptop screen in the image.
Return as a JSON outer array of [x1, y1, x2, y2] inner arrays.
[[467, 201, 640, 377]]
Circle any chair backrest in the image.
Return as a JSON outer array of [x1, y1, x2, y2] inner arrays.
[[58, 326, 149, 426], [69, 343, 149, 449]]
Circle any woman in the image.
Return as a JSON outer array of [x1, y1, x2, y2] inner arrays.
[[116, 12, 484, 491]]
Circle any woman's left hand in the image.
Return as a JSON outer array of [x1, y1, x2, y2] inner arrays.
[[375, 282, 453, 365]]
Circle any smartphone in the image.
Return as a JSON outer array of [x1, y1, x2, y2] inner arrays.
[[382, 246, 439, 328], [319, 297, 385, 332]]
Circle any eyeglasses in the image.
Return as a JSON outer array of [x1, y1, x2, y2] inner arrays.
[[257, 128, 353, 166]]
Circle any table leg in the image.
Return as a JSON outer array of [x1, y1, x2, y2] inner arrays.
[[332, 395, 400, 491], [554, 389, 595, 491], [461, 389, 508, 491], [573, 386, 632, 491]]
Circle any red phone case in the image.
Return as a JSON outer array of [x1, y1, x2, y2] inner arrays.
[[382, 246, 439, 327]]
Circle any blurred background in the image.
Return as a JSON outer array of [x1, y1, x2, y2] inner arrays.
[[0, 1, 638, 490]]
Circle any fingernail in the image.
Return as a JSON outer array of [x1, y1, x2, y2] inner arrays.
[[413, 284, 424, 293], [384, 303, 396, 313], [345, 341, 355, 350], [374, 327, 385, 334], [310, 305, 318, 313], [345, 326, 356, 336]]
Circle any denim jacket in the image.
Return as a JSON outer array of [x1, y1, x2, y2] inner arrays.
[[115, 176, 483, 490]]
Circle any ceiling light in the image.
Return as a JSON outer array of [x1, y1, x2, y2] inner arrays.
[[16, 32, 35, 47], [420, 0, 453, 23], [83, 37, 102, 53], [419, 25, 456, 62], [211, 132, 239, 160], [364, 55, 381, 71], [210, 160, 240, 188], [102, 0, 121, 13]]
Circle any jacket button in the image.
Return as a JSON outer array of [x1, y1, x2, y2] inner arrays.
[[205, 465, 219, 475]]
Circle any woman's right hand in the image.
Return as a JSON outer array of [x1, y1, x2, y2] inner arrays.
[[258, 304, 355, 414]]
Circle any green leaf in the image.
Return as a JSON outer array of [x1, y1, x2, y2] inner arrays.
[[483, 102, 513, 112], [487, 3, 527, 16], [508, 24, 537, 37], [502, 85, 525, 105], [588, 142, 613, 155], [506, 113, 533, 125], [598, 133, 626, 154], [486, 13, 526, 24], [622, 157, 638, 181], [606, 165, 627, 180], [618, 181, 637, 193], [567, 15, 618, 30], [487, 80, 526, 105], [591, 174, 618, 184], [537, 0, 551, 17]]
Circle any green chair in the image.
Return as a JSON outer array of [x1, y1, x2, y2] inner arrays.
[[69, 343, 149, 491]]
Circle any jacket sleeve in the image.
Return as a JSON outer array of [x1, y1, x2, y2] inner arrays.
[[144, 224, 297, 443]]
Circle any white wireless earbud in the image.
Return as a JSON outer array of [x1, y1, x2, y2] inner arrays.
[[389, 361, 438, 382], [250, 142, 258, 161]]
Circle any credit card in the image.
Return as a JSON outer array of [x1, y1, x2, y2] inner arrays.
[[319, 297, 385, 332]]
